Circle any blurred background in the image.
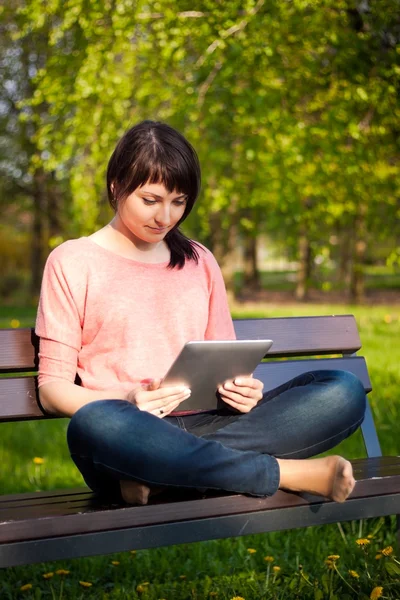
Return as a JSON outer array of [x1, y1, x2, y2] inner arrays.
[[1, 0, 399, 306], [1, 4, 400, 594]]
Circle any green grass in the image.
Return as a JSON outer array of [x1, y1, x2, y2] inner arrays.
[[1, 304, 400, 599], [232, 268, 400, 293]]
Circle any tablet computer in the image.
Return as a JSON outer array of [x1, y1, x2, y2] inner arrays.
[[162, 339, 273, 412]]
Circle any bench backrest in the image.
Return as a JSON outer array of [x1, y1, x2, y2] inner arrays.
[[0, 315, 381, 457]]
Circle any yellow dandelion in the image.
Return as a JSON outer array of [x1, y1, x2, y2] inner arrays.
[[111, 560, 120, 565], [130, 550, 137, 554], [327, 554, 340, 561], [79, 581, 93, 588], [375, 553, 382, 560], [33, 457, 45, 465], [383, 314, 392, 324], [356, 538, 370, 546], [273, 566, 281, 573], [381, 545, 393, 556], [56, 569, 70, 575], [370, 587, 384, 600], [367, 534, 374, 539], [231, 597, 245, 600], [247, 548, 257, 554], [10, 319, 20, 328], [264, 555, 274, 562], [20, 584, 33, 591], [43, 572, 54, 579], [136, 584, 149, 593], [179, 575, 186, 579], [348, 570, 359, 578], [325, 559, 334, 570]]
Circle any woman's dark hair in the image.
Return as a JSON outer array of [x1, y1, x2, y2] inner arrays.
[[107, 120, 202, 269]]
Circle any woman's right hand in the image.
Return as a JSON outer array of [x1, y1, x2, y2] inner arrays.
[[126, 379, 191, 418]]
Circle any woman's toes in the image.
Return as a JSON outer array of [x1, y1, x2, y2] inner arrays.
[[331, 458, 355, 502]]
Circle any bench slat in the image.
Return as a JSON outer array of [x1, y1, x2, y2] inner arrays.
[[0, 316, 361, 371], [0, 457, 399, 544], [0, 357, 371, 421], [234, 315, 361, 356], [254, 356, 371, 393], [0, 329, 38, 370], [2, 491, 399, 568], [1, 457, 400, 515]]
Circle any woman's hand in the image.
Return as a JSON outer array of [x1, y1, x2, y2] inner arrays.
[[218, 376, 264, 414], [126, 379, 191, 418]]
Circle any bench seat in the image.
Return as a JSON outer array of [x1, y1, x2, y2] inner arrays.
[[1, 315, 399, 568]]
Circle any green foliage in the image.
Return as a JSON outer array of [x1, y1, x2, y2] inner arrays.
[[8, 0, 399, 254], [1, 0, 399, 300]]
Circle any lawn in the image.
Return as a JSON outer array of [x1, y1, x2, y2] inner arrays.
[[0, 303, 399, 599]]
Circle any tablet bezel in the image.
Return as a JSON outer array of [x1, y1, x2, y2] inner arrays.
[[162, 339, 273, 412]]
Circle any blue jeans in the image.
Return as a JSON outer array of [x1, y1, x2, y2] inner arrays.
[[67, 370, 366, 500]]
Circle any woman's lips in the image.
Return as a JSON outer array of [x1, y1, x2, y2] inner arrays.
[[148, 226, 168, 233]]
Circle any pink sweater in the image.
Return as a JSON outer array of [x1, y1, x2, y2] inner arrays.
[[36, 238, 236, 395]]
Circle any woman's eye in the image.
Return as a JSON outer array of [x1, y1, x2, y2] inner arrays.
[[143, 199, 157, 205], [174, 200, 186, 206]]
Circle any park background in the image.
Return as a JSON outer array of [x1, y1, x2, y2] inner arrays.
[[1, 1, 400, 598]]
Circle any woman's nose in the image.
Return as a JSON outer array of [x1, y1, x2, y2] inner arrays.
[[155, 204, 171, 226]]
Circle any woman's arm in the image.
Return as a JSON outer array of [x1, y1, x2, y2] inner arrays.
[[39, 379, 192, 419], [39, 381, 127, 417]]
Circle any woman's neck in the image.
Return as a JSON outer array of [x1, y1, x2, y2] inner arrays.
[[89, 221, 170, 264]]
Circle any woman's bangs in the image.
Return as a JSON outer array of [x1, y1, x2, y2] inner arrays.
[[145, 158, 194, 199]]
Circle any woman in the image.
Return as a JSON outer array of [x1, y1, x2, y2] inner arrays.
[[36, 120, 366, 505]]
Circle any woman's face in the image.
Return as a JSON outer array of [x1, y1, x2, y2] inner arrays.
[[115, 182, 188, 245]]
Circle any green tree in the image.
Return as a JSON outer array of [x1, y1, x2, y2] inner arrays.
[[8, 0, 400, 300]]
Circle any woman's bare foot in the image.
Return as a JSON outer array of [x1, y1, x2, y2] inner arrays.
[[277, 455, 355, 503], [120, 481, 165, 505]]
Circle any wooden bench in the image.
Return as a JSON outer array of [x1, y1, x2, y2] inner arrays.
[[1, 315, 399, 569]]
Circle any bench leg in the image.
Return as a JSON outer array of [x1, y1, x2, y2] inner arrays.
[[360, 399, 382, 458]]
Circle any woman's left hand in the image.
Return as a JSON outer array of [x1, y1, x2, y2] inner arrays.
[[218, 376, 264, 413]]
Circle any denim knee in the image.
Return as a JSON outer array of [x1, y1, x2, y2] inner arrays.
[[67, 399, 135, 456], [324, 369, 366, 425]]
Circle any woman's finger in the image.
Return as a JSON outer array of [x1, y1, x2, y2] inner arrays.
[[137, 387, 191, 412], [219, 395, 253, 413], [144, 385, 190, 402], [140, 378, 162, 391], [232, 377, 264, 391], [219, 382, 255, 401], [219, 389, 257, 407]]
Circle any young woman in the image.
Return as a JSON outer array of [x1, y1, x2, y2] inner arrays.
[[36, 120, 366, 505]]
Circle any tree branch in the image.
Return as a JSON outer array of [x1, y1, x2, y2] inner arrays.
[[196, 0, 265, 68], [137, 11, 207, 20], [197, 60, 223, 109]]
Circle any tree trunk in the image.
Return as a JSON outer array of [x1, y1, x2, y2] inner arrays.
[[47, 173, 61, 242], [30, 170, 47, 297], [295, 231, 312, 301], [338, 231, 352, 287], [209, 213, 238, 299], [349, 205, 367, 303], [242, 234, 260, 290]]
